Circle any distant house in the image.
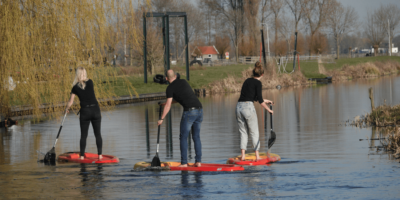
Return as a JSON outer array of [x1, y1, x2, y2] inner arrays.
[[370, 43, 398, 54], [192, 46, 220, 61]]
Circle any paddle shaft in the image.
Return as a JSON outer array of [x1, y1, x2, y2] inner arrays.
[[270, 105, 273, 131], [156, 104, 162, 153], [52, 112, 68, 148]]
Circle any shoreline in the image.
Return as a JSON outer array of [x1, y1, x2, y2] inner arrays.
[[6, 72, 399, 119], [3, 58, 400, 119]]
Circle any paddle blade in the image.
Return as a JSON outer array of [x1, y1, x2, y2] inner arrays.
[[44, 147, 56, 164], [268, 131, 276, 149], [151, 153, 161, 167]]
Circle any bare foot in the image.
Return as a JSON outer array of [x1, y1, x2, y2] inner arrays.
[[240, 156, 246, 161], [79, 156, 84, 160], [195, 162, 201, 167], [178, 164, 188, 167], [98, 155, 103, 160], [255, 157, 261, 162]]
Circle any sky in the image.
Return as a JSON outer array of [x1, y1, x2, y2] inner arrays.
[[337, 0, 400, 20]]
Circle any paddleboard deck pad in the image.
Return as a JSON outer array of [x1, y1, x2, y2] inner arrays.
[[226, 152, 280, 165], [57, 152, 119, 164], [134, 161, 244, 172]]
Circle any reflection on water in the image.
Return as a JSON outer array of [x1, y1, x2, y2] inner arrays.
[[0, 75, 400, 199]]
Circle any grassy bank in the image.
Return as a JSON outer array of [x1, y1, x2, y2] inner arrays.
[[103, 56, 400, 97], [286, 56, 400, 79], [7, 57, 400, 106], [111, 64, 254, 96]]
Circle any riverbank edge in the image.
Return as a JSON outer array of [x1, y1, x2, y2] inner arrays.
[[5, 60, 400, 118], [8, 92, 167, 118], [6, 71, 400, 119]]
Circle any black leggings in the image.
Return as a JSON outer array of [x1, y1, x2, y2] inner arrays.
[[79, 105, 102, 157]]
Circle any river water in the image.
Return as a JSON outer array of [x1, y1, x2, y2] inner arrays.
[[1, 76, 400, 199]]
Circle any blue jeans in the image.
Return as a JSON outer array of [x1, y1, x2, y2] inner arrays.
[[180, 109, 203, 164]]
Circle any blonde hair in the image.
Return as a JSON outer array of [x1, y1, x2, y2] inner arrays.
[[73, 67, 89, 89], [253, 61, 264, 77]]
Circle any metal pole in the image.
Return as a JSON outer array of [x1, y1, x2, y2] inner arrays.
[[166, 15, 170, 70], [184, 15, 190, 81], [293, 32, 298, 71], [145, 108, 150, 155], [260, 29, 267, 69], [267, 26, 270, 57], [388, 19, 391, 56], [162, 16, 166, 72], [143, 14, 147, 83], [124, 28, 127, 67], [168, 112, 173, 155]]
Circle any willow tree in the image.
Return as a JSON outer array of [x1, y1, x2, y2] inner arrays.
[[0, 0, 146, 118]]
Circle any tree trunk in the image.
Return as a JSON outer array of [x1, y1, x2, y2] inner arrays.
[[373, 45, 379, 56], [336, 36, 340, 59]]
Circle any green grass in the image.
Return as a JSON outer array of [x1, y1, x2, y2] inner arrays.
[[284, 56, 400, 79], [323, 56, 400, 71], [110, 64, 253, 96]]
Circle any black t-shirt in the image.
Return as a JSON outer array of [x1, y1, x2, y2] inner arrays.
[[238, 78, 264, 104], [71, 79, 99, 107], [166, 79, 202, 109]]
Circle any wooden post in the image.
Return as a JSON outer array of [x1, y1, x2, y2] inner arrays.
[[369, 87, 375, 111]]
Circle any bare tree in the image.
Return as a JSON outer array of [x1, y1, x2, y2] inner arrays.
[[269, 0, 284, 55], [364, 9, 386, 56], [375, 4, 400, 56], [279, 16, 296, 54], [285, 0, 305, 32], [302, 0, 334, 55], [202, 0, 245, 62], [244, 0, 260, 56], [327, 1, 358, 59]]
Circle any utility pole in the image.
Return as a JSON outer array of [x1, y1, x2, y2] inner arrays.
[[267, 26, 270, 57], [388, 19, 391, 56]]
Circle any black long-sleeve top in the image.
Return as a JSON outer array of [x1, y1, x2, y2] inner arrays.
[[238, 78, 264, 104]]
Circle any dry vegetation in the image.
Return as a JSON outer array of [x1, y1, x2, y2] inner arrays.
[[325, 60, 400, 81], [208, 62, 308, 94], [0, 0, 147, 118], [352, 104, 400, 158]]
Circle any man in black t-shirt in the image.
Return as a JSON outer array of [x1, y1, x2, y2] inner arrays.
[[158, 69, 203, 167]]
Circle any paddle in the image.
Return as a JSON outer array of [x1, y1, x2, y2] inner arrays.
[[44, 112, 68, 163], [268, 105, 276, 149], [151, 102, 163, 167]]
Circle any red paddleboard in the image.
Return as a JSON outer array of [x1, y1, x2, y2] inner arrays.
[[57, 152, 119, 164], [134, 161, 244, 172], [226, 152, 280, 166]]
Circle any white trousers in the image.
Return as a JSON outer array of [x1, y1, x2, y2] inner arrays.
[[236, 102, 260, 151]]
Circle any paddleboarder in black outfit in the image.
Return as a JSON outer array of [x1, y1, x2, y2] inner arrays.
[[158, 69, 203, 167], [65, 67, 103, 160]]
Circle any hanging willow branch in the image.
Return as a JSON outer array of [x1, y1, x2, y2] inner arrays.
[[0, 0, 150, 119]]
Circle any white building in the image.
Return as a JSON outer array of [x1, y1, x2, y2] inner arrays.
[[371, 44, 398, 53], [192, 46, 220, 61]]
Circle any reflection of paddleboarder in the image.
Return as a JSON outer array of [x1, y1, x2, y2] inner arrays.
[[65, 67, 103, 160], [236, 61, 274, 161], [158, 69, 203, 167]]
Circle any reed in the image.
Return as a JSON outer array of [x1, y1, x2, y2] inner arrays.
[[328, 60, 400, 81]]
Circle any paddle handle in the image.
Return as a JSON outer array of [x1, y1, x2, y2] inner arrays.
[[270, 105, 273, 131], [156, 104, 162, 153], [52, 112, 68, 148]]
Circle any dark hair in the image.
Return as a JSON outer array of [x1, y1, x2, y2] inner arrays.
[[253, 61, 264, 77]]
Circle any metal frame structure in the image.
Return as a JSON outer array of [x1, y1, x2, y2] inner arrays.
[[143, 12, 190, 83]]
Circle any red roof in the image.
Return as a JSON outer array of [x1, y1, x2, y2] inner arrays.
[[197, 46, 219, 55]]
